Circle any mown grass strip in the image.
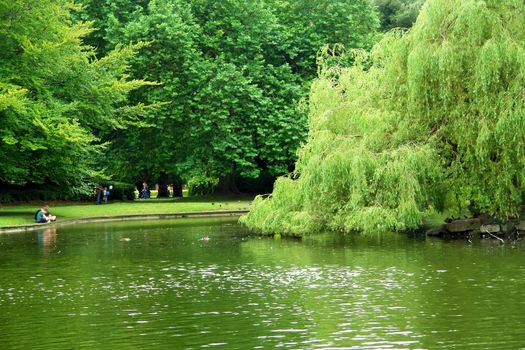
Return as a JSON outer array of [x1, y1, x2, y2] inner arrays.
[[0, 195, 253, 226]]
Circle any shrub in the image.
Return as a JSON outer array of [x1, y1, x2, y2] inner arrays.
[[187, 176, 218, 196]]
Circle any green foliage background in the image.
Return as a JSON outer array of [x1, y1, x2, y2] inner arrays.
[[0, 0, 150, 198], [242, 0, 525, 235], [75, 0, 380, 188], [374, 0, 424, 30]]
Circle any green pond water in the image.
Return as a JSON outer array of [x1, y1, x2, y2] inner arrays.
[[1, 217, 525, 349]]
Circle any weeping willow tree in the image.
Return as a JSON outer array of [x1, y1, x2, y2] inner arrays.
[[241, 0, 525, 235]]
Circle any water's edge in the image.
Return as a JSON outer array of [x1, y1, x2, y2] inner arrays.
[[0, 210, 249, 234]]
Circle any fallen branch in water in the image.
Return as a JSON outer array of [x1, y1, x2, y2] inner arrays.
[[482, 227, 505, 244]]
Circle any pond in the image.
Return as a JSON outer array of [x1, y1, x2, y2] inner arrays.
[[1, 217, 525, 349]]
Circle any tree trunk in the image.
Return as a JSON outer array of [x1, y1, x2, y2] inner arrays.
[[172, 182, 183, 197], [172, 175, 183, 198], [215, 174, 241, 194], [157, 172, 169, 198]]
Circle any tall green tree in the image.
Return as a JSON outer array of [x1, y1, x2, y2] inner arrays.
[[181, 0, 307, 191], [243, 0, 525, 235], [103, 0, 201, 194], [0, 0, 148, 198], [78, 0, 380, 193]]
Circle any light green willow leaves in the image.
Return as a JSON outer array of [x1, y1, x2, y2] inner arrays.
[[243, 0, 525, 235]]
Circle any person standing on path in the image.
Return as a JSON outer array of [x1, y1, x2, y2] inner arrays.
[[103, 187, 109, 204], [95, 185, 103, 204]]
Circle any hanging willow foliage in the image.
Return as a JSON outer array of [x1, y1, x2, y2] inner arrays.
[[241, 0, 525, 235]]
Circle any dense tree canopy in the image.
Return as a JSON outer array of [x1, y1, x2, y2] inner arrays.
[[242, 0, 525, 235], [268, 0, 380, 77], [0, 0, 148, 198], [0, 0, 383, 199], [77, 0, 380, 192], [124, 0, 305, 186]]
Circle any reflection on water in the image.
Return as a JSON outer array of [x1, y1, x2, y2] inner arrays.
[[1, 218, 525, 349], [36, 227, 57, 254]]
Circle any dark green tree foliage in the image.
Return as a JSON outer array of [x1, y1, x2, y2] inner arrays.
[[102, 0, 200, 188], [0, 0, 148, 197], [78, 0, 380, 191], [182, 0, 305, 182], [81, 0, 305, 188], [374, 0, 423, 31], [269, 0, 380, 77], [75, 0, 149, 55], [242, 0, 525, 235]]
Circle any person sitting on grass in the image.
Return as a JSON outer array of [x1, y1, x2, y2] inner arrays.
[[35, 205, 57, 223]]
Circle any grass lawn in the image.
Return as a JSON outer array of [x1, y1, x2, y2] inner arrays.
[[0, 195, 253, 226]]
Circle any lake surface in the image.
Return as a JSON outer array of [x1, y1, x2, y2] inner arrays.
[[1, 218, 525, 349]]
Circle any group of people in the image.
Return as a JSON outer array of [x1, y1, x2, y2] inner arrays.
[[140, 182, 175, 198], [95, 185, 111, 205], [34, 185, 112, 224], [34, 182, 164, 224]]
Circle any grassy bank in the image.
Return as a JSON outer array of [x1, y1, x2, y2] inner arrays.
[[0, 195, 253, 226]]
